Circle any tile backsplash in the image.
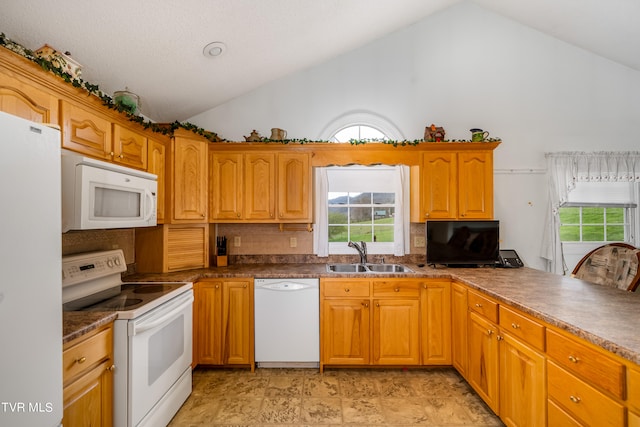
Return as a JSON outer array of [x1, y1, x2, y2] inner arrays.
[[62, 229, 135, 264]]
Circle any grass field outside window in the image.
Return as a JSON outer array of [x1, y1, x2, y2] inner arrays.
[[559, 206, 626, 242]]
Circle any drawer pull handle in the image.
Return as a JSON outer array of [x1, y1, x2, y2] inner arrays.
[[487, 329, 493, 336], [475, 303, 483, 308], [107, 364, 116, 372], [511, 323, 520, 329], [362, 302, 369, 308], [76, 357, 87, 364], [345, 288, 350, 293], [568, 355, 580, 363], [569, 395, 581, 404], [394, 288, 400, 292], [496, 335, 503, 341]]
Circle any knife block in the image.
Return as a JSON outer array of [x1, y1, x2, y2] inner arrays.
[[214, 255, 228, 267]]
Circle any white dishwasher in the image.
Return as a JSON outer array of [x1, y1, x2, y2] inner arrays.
[[254, 277, 320, 368]]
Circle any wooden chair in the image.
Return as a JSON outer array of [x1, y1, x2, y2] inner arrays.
[[571, 243, 640, 292]]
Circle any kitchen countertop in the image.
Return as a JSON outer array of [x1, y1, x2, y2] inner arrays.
[[125, 263, 640, 366], [63, 311, 117, 344]]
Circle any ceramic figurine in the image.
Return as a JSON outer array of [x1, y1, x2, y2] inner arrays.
[[244, 130, 262, 142], [424, 124, 445, 142]]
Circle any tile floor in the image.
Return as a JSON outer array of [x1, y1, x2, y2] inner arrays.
[[168, 367, 504, 426]]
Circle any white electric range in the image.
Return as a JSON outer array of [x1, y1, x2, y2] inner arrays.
[[62, 249, 193, 427]]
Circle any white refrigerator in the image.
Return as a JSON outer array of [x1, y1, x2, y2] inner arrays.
[[0, 111, 62, 426]]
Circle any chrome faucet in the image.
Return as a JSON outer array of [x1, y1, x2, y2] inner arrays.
[[348, 241, 368, 264]]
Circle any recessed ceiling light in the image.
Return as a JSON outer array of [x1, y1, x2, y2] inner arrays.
[[203, 42, 226, 58]]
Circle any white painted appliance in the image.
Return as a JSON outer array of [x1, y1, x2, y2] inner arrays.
[[254, 278, 320, 368], [61, 149, 157, 232], [62, 249, 193, 427], [0, 111, 62, 427]]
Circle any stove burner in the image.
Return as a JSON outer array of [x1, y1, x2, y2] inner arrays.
[[132, 285, 169, 294]]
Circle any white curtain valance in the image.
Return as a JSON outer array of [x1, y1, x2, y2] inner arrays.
[[545, 151, 640, 208]]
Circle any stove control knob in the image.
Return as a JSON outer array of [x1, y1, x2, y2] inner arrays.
[[107, 259, 114, 268], [114, 257, 121, 266]]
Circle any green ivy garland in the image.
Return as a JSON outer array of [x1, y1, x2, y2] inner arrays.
[[0, 33, 500, 146]]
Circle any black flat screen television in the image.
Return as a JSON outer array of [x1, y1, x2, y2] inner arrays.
[[426, 220, 500, 267]]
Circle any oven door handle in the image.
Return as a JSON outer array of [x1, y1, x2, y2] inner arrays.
[[129, 292, 194, 336]]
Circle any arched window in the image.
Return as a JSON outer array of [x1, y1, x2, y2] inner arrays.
[[314, 115, 409, 257], [331, 125, 389, 142]]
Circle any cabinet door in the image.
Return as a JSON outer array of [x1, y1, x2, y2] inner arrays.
[[451, 282, 468, 376], [420, 281, 451, 365], [277, 152, 311, 221], [244, 153, 275, 220], [112, 124, 147, 169], [222, 280, 253, 365], [373, 299, 420, 365], [421, 151, 457, 219], [322, 299, 370, 365], [499, 332, 546, 427], [210, 152, 243, 220], [60, 100, 112, 160], [147, 138, 166, 223], [467, 311, 500, 413], [172, 137, 207, 221], [195, 281, 223, 365], [458, 151, 493, 219], [63, 359, 113, 427], [0, 73, 58, 123]]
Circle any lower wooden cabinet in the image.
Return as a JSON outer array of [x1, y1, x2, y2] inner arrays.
[[467, 310, 500, 413], [193, 278, 254, 369], [464, 284, 547, 426], [499, 331, 546, 427], [320, 278, 449, 369], [420, 280, 451, 365], [62, 324, 114, 427], [451, 281, 468, 375]]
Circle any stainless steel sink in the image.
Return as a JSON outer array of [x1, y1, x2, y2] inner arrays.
[[326, 263, 368, 273], [326, 263, 413, 273], [365, 263, 413, 273]]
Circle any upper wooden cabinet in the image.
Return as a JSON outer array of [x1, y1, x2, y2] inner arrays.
[[420, 150, 493, 220], [147, 138, 167, 223], [60, 100, 148, 169], [209, 147, 311, 223], [170, 133, 208, 222], [60, 100, 112, 160], [277, 152, 311, 221], [112, 124, 147, 169], [210, 152, 243, 220], [245, 152, 276, 220], [0, 72, 58, 123]]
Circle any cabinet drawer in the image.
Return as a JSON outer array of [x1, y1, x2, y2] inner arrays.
[[547, 361, 624, 427], [546, 329, 625, 399], [629, 366, 640, 412], [547, 399, 583, 427], [63, 327, 112, 384], [499, 305, 545, 351], [373, 280, 419, 298], [467, 290, 498, 323], [322, 280, 370, 297]]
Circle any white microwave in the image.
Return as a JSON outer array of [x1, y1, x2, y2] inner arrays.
[[61, 150, 157, 232]]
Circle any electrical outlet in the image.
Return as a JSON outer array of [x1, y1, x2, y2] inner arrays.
[[415, 236, 426, 248], [290, 237, 297, 248], [234, 236, 241, 247]]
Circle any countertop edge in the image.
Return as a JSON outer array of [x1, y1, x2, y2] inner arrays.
[[63, 311, 118, 345]]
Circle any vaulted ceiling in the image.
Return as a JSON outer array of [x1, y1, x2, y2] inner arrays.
[[1, 0, 638, 122]]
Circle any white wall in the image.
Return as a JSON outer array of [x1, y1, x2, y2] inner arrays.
[[189, 1, 640, 271]]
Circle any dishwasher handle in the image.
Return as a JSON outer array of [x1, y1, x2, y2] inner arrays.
[[257, 281, 315, 291]]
